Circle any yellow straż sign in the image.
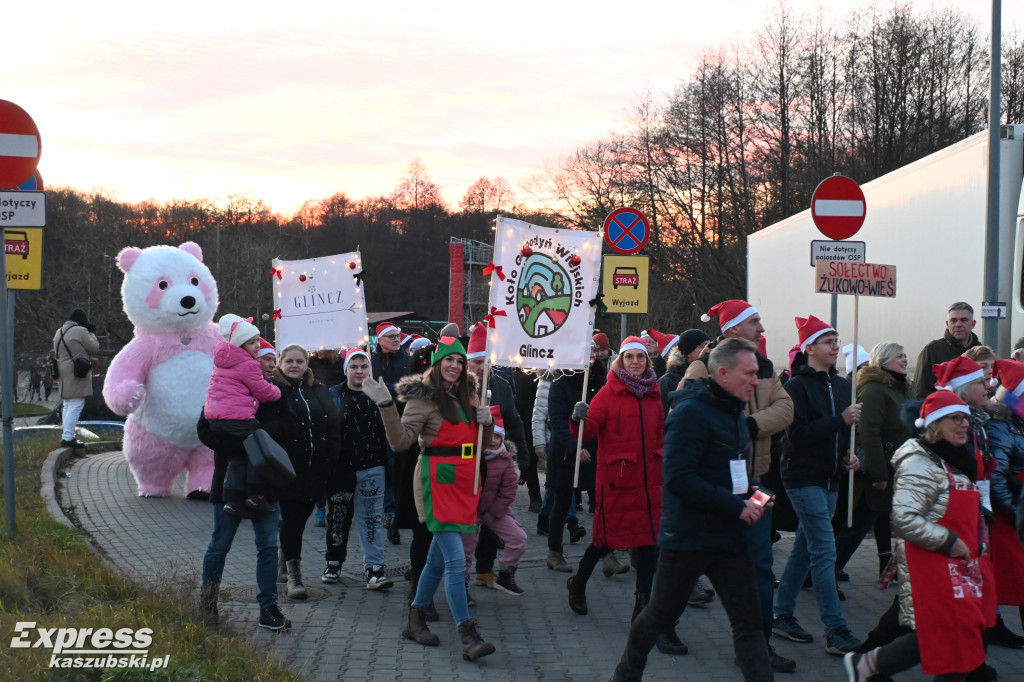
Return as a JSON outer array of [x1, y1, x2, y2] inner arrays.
[[5, 227, 43, 290], [602, 255, 649, 314]]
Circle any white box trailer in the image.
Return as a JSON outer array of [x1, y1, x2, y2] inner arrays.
[[747, 125, 1024, 374]]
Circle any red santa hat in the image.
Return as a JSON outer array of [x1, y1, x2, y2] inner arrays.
[[375, 321, 401, 338], [933, 357, 984, 391], [620, 335, 648, 355], [256, 337, 276, 358], [399, 333, 413, 348], [592, 332, 611, 351], [795, 315, 836, 352], [643, 328, 679, 358], [993, 359, 1024, 397], [489, 405, 505, 437], [343, 348, 371, 372], [467, 321, 488, 359], [916, 390, 970, 429], [702, 299, 758, 332]]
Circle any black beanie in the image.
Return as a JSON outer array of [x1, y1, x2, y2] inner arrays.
[[69, 309, 89, 327], [679, 329, 711, 357]]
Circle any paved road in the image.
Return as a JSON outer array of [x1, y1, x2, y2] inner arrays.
[[57, 449, 1021, 681]]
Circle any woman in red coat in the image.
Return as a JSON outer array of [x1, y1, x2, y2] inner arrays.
[[566, 337, 687, 655]]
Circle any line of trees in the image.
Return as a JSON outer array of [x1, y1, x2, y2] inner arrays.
[[15, 2, 1024, 369]]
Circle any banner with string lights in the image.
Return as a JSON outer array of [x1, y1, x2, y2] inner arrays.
[[271, 251, 369, 351], [483, 217, 602, 370]]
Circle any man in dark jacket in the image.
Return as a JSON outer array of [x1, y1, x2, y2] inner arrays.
[[372, 321, 411, 543], [772, 315, 863, 657], [912, 301, 982, 398], [609, 338, 772, 682]]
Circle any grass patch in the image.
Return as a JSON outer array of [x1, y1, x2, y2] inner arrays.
[[14, 402, 50, 416], [0, 436, 302, 681]]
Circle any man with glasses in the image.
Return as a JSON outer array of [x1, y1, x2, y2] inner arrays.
[[912, 302, 982, 399], [372, 321, 411, 544], [772, 315, 864, 657]]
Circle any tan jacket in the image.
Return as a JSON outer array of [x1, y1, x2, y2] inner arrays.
[[890, 438, 968, 629], [53, 321, 99, 399], [681, 353, 793, 477], [379, 373, 493, 524]]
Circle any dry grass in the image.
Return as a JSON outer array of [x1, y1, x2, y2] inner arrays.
[[0, 436, 303, 681]]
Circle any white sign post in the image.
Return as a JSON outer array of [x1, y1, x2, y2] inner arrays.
[[272, 251, 369, 351]]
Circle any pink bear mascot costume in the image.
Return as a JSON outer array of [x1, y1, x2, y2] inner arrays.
[[103, 242, 222, 497]]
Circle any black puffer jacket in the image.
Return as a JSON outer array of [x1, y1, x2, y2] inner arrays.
[[261, 367, 340, 502], [546, 369, 604, 489], [781, 352, 851, 491]]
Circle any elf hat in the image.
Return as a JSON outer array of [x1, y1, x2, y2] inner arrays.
[[933, 357, 984, 391], [795, 315, 836, 352], [431, 336, 467, 366], [842, 344, 871, 374], [376, 321, 401, 339], [218, 314, 260, 347], [644, 328, 680, 358], [915, 390, 970, 429], [467, 321, 488, 359], [256, 337, 276, 358], [343, 348, 370, 372], [489, 405, 505, 437], [620, 336, 648, 355], [702, 300, 758, 332], [994, 359, 1024, 397]]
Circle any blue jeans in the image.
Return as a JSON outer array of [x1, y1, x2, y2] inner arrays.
[[540, 487, 577, 518], [775, 485, 847, 633], [202, 502, 280, 610], [412, 530, 469, 626], [326, 466, 386, 569], [745, 506, 775, 641]]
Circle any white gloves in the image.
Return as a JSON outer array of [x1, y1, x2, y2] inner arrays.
[[361, 376, 393, 406]]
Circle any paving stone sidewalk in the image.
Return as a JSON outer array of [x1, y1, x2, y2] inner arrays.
[[57, 449, 1021, 681]]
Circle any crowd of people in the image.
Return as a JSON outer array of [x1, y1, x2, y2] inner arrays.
[[49, 295, 1022, 679]]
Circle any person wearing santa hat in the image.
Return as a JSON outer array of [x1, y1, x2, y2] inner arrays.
[[640, 329, 668, 376], [773, 315, 863, 657], [321, 348, 395, 591], [462, 321, 531, 593], [845, 391, 989, 681], [372, 320, 412, 546], [687, 299, 796, 672], [983, 359, 1024, 648]]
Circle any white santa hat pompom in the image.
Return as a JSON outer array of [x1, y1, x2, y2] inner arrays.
[[701, 313, 711, 322]]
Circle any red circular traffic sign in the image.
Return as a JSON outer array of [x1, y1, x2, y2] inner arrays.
[[0, 100, 41, 189], [811, 175, 865, 240], [603, 208, 650, 255]]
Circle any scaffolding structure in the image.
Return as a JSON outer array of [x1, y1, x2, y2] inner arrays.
[[450, 237, 493, 330]]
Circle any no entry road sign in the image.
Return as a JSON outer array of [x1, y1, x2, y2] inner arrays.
[[603, 208, 650, 255], [811, 175, 866, 240], [0, 100, 41, 189]]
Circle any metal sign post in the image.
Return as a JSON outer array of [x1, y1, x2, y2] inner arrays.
[[1, 237, 15, 533]]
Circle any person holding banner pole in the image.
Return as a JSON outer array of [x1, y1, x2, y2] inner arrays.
[[361, 337, 497, 661], [545, 349, 604, 572], [566, 336, 690, 656]]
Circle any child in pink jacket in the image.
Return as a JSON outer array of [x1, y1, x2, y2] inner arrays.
[[463, 407, 528, 596], [204, 314, 281, 517]]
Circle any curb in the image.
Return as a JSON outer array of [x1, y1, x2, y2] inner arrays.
[[40, 446, 77, 530]]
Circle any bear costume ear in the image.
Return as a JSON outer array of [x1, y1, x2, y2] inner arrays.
[[116, 247, 142, 273], [179, 242, 203, 261]]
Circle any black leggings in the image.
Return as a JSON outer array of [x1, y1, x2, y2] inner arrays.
[[279, 499, 316, 561], [409, 522, 432, 577]]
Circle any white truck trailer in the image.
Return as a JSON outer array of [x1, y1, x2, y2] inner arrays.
[[747, 124, 1024, 373]]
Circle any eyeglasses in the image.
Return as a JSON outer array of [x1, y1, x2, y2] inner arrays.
[[812, 338, 842, 348], [947, 414, 970, 425], [380, 334, 401, 340]]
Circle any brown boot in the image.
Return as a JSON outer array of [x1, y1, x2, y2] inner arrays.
[[285, 559, 307, 599], [402, 606, 440, 646], [547, 550, 572, 573], [457, 619, 496, 661], [602, 552, 629, 577]]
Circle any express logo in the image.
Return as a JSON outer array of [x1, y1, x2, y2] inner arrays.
[[503, 237, 585, 340], [10, 622, 170, 671]]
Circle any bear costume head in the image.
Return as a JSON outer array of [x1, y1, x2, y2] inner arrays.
[[116, 242, 218, 334]]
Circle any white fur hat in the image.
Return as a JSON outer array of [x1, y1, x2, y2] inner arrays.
[[218, 314, 260, 347]]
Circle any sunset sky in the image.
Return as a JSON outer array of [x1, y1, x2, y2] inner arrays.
[[4, 1, 1022, 216]]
